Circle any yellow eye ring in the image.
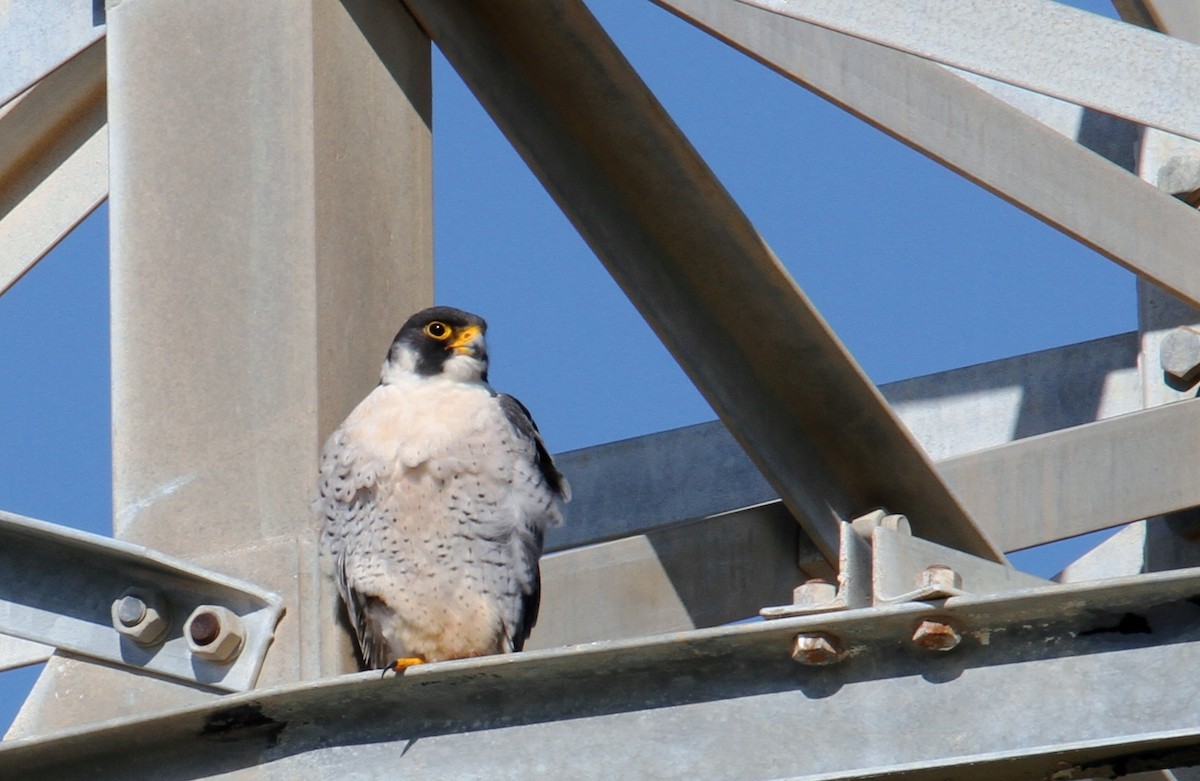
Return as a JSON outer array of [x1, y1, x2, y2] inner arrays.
[[424, 321, 451, 340]]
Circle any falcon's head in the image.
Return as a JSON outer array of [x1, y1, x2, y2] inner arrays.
[[383, 306, 489, 384]]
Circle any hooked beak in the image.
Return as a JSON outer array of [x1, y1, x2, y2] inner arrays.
[[449, 325, 485, 358]]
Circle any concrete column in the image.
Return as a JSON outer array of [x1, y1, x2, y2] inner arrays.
[[9, 0, 431, 737]]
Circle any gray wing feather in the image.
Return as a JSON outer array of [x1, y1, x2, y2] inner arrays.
[[498, 393, 570, 501], [497, 394, 568, 651]]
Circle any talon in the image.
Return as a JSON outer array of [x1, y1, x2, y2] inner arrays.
[[382, 656, 425, 678]]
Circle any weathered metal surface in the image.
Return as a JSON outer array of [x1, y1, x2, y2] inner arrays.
[[731, 0, 1200, 143], [0, 39, 107, 297], [401, 0, 1000, 565], [939, 398, 1200, 553], [531, 501, 802, 648], [0, 635, 52, 673], [869, 526, 1049, 603], [551, 335, 1140, 558], [0, 0, 104, 109], [11, 0, 434, 736], [4, 567, 1200, 780], [656, 0, 1200, 309], [0, 510, 283, 692], [760, 517, 871, 618], [1116, 0, 1200, 40], [547, 421, 777, 552]]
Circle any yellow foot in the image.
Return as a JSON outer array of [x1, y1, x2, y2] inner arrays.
[[381, 656, 425, 679]]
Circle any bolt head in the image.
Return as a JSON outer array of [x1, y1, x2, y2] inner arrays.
[[185, 606, 246, 663], [792, 579, 838, 607], [916, 564, 963, 596], [111, 590, 169, 646], [1160, 327, 1200, 384], [791, 632, 845, 665], [912, 619, 961, 651], [116, 595, 147, 627]]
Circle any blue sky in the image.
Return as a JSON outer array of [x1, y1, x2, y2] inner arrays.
[[0, 0, 1135, 735]]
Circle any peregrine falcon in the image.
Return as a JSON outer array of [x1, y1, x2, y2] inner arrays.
[[317, 306, 569, 671]]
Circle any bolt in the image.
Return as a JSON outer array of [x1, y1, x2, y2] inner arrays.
[[189, 610, 221, 645], [116, 595, 147, 627], [851, 508, 911, 538], [1159, 326, 1200, 385], [791, 632, 845, 665], [111, 589, 170, 646], [792, 578, 837, 608], [916, 564, 963, 597], [185, 605, 246, 663], [912, 619, 961, 652]]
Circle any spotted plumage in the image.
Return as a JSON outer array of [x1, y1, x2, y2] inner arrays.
[[317, 306, 569, 669]]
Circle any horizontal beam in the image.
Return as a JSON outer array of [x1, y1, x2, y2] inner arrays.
[[939, 398, 1200, 552], [551, 334, 1140, 554], [656, 0, 1200, 310], [0, 510, 283, 692], [0, 0, 104, 108], [404, 0, 999, 564], [0, 634, 52, 673], [4, 566, 1200, 780], [531, 502, 805, 648], [0, 39, 108, 296], [733, 0, 1200, 143]]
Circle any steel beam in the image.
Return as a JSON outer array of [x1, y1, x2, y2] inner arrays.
[[549, 334, 1139, 556], [402, 0, 999, 565], [655, 0, 1200, 310], [552, 393, 1198, 561], [10, 0, 434, 737], [1116, 0, 1200, 40], [0, 39, 107, 297], [731, 0, 1200, 143], [0, 0, 104, 109], [939, 398, 1200, 553], [3, 567, 1200, 780], [531, 502, 803, 648], [0, 510, 283, 692], [0, 635, 51, 674]]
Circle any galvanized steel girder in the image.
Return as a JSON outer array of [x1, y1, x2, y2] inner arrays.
[[3, 566, 1200, 780], [400, 0, 1001, 565], [0, 510, 284, 692]]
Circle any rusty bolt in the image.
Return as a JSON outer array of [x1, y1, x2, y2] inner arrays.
[[111, 589, 170, 646], [916, 564, 963, 596], [791, 632, 845, 665], [792, 578, 837, 608], [185, 606, 246, 663], [912, 619, 961, 651]]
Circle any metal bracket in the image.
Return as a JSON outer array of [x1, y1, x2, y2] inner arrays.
[[0, 509, 284, 692], [761, 508, 1051, 619]]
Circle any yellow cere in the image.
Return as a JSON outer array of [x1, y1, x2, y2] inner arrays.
[[450, 325, 482, 355]]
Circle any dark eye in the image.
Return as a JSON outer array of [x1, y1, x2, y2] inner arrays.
[[424, 321, 450, 340]]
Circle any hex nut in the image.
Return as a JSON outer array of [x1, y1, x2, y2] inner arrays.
[[791, 632, 845, 665], [792, 578, 838, 608], [912, 619, 961, 652], [916, 564, 963, 596], [1159, 327, 1200, 384], [185, 605, 246, 663], [111, 590, 170, 646]]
